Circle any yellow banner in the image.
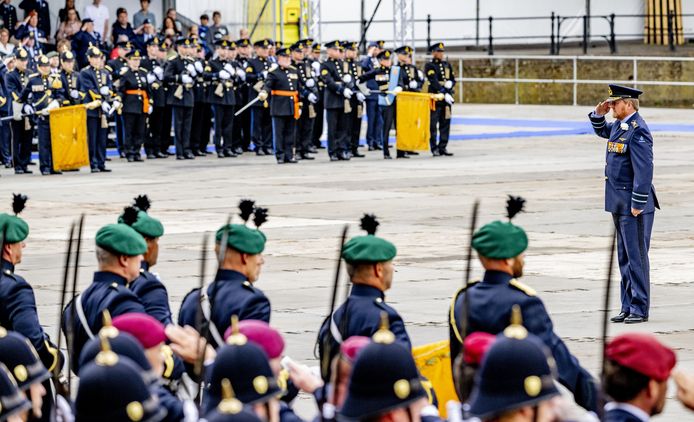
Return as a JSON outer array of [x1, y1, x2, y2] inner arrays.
[[412, 339, 457, 418], [49, 105, 90, 171], [396, 92, 435, 151]]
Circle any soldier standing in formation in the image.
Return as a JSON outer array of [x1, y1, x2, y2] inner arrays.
[[291, 40, 318, 160], [117, 49, 150, 162], [246, 39, 274, 156], [165, 37, 197, 160], [321, 40, 352, 161], [343, 41, 366, 158], [6, 48, 33, 174], [207, 39, 238, 158], [80, 46, 113, 173], [425, 42, 455, 156]]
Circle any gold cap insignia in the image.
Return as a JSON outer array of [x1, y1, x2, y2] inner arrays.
[[13, 365, 28, 382], [65, 51, 74, 59], [524, 375, 542, 397], [438, 43, 443, 49], [263, 40, 269, 46], [0, 326, 7, 338], [393, 379, 410, 399], [185, 39, 191, 46], [253, 376, 269, 394], [18, 49, 28, 59], [126, 401, 144, 421], [608, 87, 613, 96]]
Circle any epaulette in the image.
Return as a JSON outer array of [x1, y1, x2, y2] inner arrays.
[[28, 73, 39, 78], [242, 280, 255, 291], [245, 66, 253, 73], [2, 268, 17, 279], [204, 66, 211, 72], [119, 67, 128, 75], [161, 344, 175, 379], [104, 65, 113, 72], [509, 279, 536, 296], [167, 54, 177, 61], [448, 280, 481, 343], [287, 65, 297, 71]]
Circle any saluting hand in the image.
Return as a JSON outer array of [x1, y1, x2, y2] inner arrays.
[[595, 101, 610, 116]]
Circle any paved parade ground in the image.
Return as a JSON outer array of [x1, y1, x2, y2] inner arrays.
[[1, 103, 693, 419]]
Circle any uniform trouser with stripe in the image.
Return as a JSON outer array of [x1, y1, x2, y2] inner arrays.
[[365, 99, 382, 147], [213, 104, 235, 153], [429, 101, 451, 152], [612, 212, 654, 318], [191, 102, 212, 153], [36, 116, 53, 173], [147, 106, 166, 154], [347, 103, 361, 152], [325, 108, 348, 156], [10, 119, 32, 170], [87, 115, 107, 169], [251, 106, 272, 151], [379, 104, 394, 157], [0, 119, 11, 165], [311, 99, 324, 147], [296, 103, 314, 154], [233, 102, 252, 151], [172, 106, 193, 157], [272, 115, 296, 161], [123, 112, 146, 157]]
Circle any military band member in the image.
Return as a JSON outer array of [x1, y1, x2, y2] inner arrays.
[[291, 41, 317, 160], [590, 85, 658, 324], [80, 46, 115, 173], [6, 48, 34, 174], [117, 49, 151, 162], [361, 40, 384, 151], [258, 46, 301, 164], [343, 41, 366, 158], [246, 39, 274, 156], [358, 50, 404, 160], [321, 40, 352, 161], [191, 42, 212, 156], [164, 37, 197, 160], [19, 54, 64, 175], [308, 41, 325, 151], [59, 51, 84, 106], [141, 37, 169, 159], [108, 40, 132, 158], [233, 38, 252, 154], [206, 39, 238, 158], [425, 42, 455, 156]]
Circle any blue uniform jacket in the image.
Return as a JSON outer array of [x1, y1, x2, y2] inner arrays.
[[359, 56, 379, 101], [449, 270, 597, 412], [156, 384, 185, 422], [589, 111, 659, 215], [604, 407, 643, 422], [178, 269, 271, 347], [20, 72, 66, 111], [0, 260, 62, 371], [131, 262, 174, 325], [79, 65, 112, 118], [62, 271, 146, 371]]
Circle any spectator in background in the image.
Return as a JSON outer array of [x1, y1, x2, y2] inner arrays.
[[15, 11, 46, 54], [56, 8, 81, 41], [166, 8, 181, 32], [84, 0, 109, 43], [1, 0, 19, 38], [72, 18, 101, 68], [239, 27, 249, 39], [18, 0, 50, 41], [198, 14, 209, 42], [134, 18, 156, 52], [56, 38, 71, 53], [188, 24, 199, 39], [111, 7, 136, 46], [207, 10, 228, 44], [133, 0, 156, 30], [58, 0, 80, 23], [161, 16, 180, 39], [0, 28, 15, 57]]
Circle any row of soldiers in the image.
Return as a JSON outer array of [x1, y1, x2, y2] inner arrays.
[[0, 34, 457, 173], [2, 193, 693, 421]]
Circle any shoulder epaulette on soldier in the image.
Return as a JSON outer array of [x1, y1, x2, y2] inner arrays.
[[287, 65, 297, 71], [28, 73, 39, 78], [242, 280, 254, 291], [509, 279, 536, 296], [119, 67, 128, 75], [104, 65, 113, 72], [448, 280, 481, 343]]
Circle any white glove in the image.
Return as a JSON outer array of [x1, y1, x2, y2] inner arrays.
[[311, 61, 321, 74], [99, 86, 110, 96], [55, 395, 75, 422], [305, 78, 315, 88], [153, 66, 164, 80], [311, 69, 319, 78], [261, 70, 268, 79], [236, 68, 246, 81], [219, 70, 231, 80], [444, 80, 453, 89], [101, 102, 111, 114], [194, 61, 204, 74], [70, 89, 80, 99], [46, 99, 60, 112], [342, 74, 352, 84], [223, 63, 235, 76], [112, 100, 122, 111], [186, 63, 197, 77], [12, 102, 22, 120], [147, 104, 153, 114], [417, 70, 424, 80], [308, 92, 318, 103], [444, 93, 454, 105], [343, 88, 353, 99], [408, 80, 418, 89], [356, 92, 366, 102], [392, 86, 403, 95], [257, 90, 268, 101], [22, 104, 35, 115], [146, 73, 156, 84], [181, 74, 193, 84]]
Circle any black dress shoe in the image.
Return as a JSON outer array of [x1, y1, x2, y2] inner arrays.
[[256, 150, 266, 156], [263, 148, 273, 155], [432, 150, 441, 157], [147, 154, 156, 159], [351, 151, 365, 158], [119, 152, 126, 158], [184, 152, 195, 159], [284, 158, 298, 164], [610, 312, 629, 323], [127, 156, 134, 162], [373, 144, 383, 150], [176, 155, 184, 160], [368, 145, 374, 151], [99, 167, 112, 172], [407, 151, 419, 155], [41, 170, 51, 175], [396, 151, 410, 159], [624, 315, 648, 324], [440, 149, 454, 156], [316, 144, 326, 149], [156, 152, 168, 158], [384, 155, 392, 160], [224, 150, 237, 157], [91, 168, 101, 173], [51, 170, 63, 175], [192, 150, 204, 157], [276, 159, 285, 164], [308, 146, 318, 153], [329, 155, 339, 162], [217, 152, 226, 158], [14, 169, 24, 174], [134, 155, 144, 162], [234, 147, 244, 155], [300, 153, 315, 160]]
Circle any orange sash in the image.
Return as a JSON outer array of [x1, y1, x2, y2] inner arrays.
[[271, 90, 300, 119], [125, 89, 149, 113]]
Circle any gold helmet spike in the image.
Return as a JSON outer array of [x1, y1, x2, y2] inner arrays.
[[95, 334, 119, 367], [99, 310, 119, 339], [217, 378, 243, 414], [225, 315, 247, 346], [503, 305, 528, 340], [372, 312, 395, 344]]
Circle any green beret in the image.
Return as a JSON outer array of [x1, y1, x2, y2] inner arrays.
[[95, 224, 148, 256], [342, 235, 397, 264], [215, 224, 266, 255], [0, 214, 29, 244], [472, 221, 528, 259], [118, 210, 164, 238]]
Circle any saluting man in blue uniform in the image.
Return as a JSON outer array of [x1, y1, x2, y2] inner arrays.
[[589, 84, 658, 324]]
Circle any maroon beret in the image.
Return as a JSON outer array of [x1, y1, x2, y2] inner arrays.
[[224, 320, 285, 359], [112, 313, 166, 349], [606, 333, 676, 382], [463, 332, 496, 365], [339, 336, 371, 364]]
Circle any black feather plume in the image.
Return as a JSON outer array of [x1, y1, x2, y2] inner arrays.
[[506, 195, 526, 221], [133, 195, 151, 213], [12, 194, 28, 215], [360, 214, 379, 235], [239, 199, 256, 223], [253, 207, 268, 228], [122, 206, 140, 226]]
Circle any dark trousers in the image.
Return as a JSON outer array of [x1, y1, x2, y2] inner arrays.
[[347, 104, 361, 152], [312, 99, 324, 147], [233, 96, 251, 151], [380, 104, 394, 157], [213, 104, 235, 153], [87, 115, 108, 169], [172, 106, 193, 157], [365, 99, 382, 147], [251, 106, 272, 151], [36, 116, 53, 173], [123, 112, 146, 157], [191, 102, 212, 153], [0, 119, 11, 165], [159, 105, 173, 154], [612, 212, 654, 318], [10, 119, 32, 170], [114, 114, 125, 153], [272, 115, 296, 161], [147, 106, 166, 154], [325, 108, 348, 156], [296, 103, 314, 154], [430, 102, 451, 152]]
